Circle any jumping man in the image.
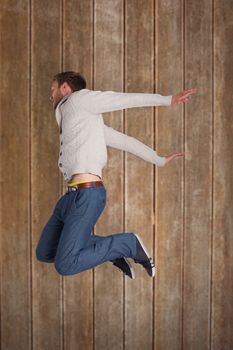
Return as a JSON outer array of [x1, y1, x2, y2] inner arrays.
[[36, 71, 197, 279]]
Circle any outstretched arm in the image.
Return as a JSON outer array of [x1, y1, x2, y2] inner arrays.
[[79, 89, 172, 114], [103, 124, 166, 167], [78, 88, 198, 114]]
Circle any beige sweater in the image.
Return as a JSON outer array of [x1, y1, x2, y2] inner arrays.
[[55, 89, 172, 182]]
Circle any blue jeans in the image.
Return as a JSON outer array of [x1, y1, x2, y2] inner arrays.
[[36, 184, 137, 276]]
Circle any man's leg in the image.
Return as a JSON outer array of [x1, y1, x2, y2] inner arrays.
[[82, 234, 136, 279], [54, 214, 137, 276], [54, 186, 137, 276], [35, 197, 64, 263]]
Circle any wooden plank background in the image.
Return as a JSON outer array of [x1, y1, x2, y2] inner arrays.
[[0, 0, 232, 349]]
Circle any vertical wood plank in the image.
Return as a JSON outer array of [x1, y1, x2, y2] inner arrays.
[[62, 1, 94, 349], [183, 0, 212, 348], [94, 1, 124, 349], [0, 1, 31, 349], [212, 1, 233, 349], [155, 0, 183, 349], [31, 1, 62, 349], [125, 1, 154, 349]]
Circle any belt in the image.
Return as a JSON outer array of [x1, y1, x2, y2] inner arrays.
[[66, 181, 104, 193]]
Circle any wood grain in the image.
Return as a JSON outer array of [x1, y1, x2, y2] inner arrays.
[[212, 1, 233, 349], [125, 1, 154, 349], [63, 1, 94, 349], [31, 1, 62, 349], [155, 0, 183, 349], [0, 1, 31, 349], [94, 1, 125, 349], [0, 1, 233, 349], [183, 0, 212, 348]]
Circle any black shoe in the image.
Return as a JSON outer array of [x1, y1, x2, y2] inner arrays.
[[133, 234, 155, 277], [113, 257, 135, 279]]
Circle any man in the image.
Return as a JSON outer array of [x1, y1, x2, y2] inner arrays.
[[36, 71, 197, 279]]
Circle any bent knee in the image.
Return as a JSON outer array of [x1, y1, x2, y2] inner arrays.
[[36, 247, 45, 261], [54, 260, 73, 276], [36, 248, 54, 263], [54, 257, 84, 276]]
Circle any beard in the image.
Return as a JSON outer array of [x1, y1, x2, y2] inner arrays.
[[53, 95, 64, 110]]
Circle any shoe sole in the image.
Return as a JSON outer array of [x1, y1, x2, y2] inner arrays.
[[134, 233, 155, 277]]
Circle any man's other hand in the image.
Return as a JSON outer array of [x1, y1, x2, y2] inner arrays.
[[165, 152, 185, 164]]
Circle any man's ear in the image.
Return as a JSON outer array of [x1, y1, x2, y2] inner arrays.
[[61, 82, 72, 94]]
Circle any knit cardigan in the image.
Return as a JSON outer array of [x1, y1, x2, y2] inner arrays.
[[55, 89, 172, 182]]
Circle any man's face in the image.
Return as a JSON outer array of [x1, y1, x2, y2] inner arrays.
[[50, 80, 65, 110]]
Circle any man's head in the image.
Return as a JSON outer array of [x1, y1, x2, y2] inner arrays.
[[50, 71, 86, 109]]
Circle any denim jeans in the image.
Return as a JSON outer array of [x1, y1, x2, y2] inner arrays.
[[36, 184, 137, 276]]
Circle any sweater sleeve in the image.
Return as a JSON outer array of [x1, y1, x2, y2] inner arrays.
[[79, 89, 172, 114], [103, 124, 166, 167]]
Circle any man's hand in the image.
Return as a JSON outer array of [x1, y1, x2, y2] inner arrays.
[[165, 152, 185, 164], [171, 88, 198, 106]]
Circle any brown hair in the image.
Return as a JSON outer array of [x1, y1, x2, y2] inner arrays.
[[53, 71, 86, 91]]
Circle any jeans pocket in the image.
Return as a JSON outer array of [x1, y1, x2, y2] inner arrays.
[[72, 189, 90, 216]]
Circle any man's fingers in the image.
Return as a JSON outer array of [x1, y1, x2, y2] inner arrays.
[[173, 88, 198, 105], [182, 90, 197, 98], [174, 152, 184, 156], [180, 88, 198, 98], [184, 88, 198, 93], [170, 152, 184, 157], [178, 90, 197, 103], [166, 152, 184, 163]]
